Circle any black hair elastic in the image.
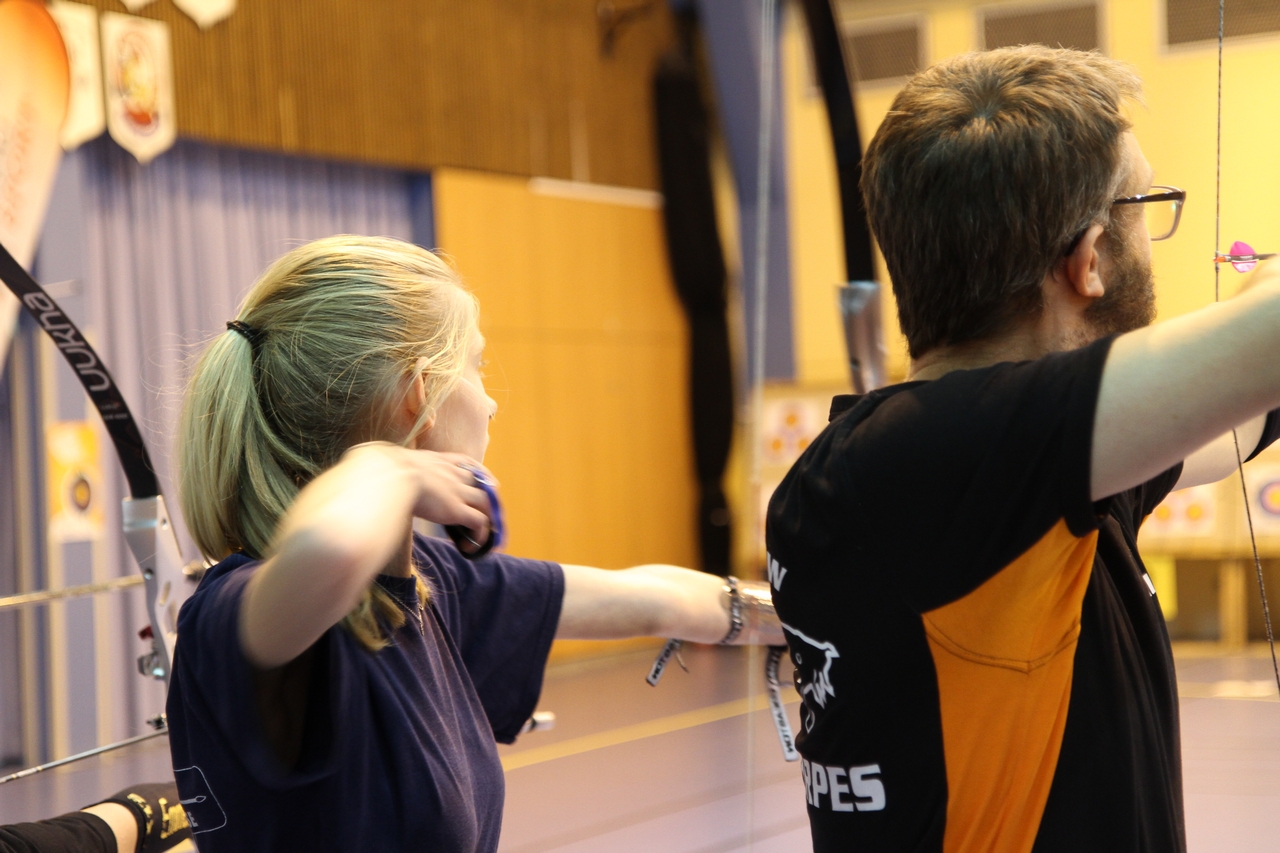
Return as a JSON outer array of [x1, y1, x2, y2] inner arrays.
[[226, 320, 266, 348]]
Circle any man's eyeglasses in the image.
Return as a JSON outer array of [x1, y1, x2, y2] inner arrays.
[[1112, 185, 1185, 241]]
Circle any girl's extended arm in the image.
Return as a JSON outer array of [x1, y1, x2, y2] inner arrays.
[[556, 563, 785, 645]]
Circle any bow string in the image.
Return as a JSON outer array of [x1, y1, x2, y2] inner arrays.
[[1212, 0, 1280, 696]]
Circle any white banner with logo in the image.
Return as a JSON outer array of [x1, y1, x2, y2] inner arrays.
[[0, 0, 71, 373], [48, 1, 104, 151], [175, 0, 236, 30], [101, 11, 175, 165]]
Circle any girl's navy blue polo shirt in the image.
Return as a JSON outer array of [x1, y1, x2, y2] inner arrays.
[[166, 533, 564, 852]]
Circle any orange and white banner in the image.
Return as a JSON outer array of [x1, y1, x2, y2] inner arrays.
[[0, 0, 70, 373], [48, 1, 105, 151], [101, 11, 175, 165]]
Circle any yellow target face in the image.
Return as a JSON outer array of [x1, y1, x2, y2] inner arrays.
[[70, 474, 92, 512], [1258, 481, 1280, 517]]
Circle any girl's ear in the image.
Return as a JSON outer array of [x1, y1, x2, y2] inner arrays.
[[398, 372, 436, 445]]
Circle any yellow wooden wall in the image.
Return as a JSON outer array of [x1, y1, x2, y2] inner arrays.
[[786, 0, 1280, 386], [784, 4, 850, 388], [432, 170, 697, 577]]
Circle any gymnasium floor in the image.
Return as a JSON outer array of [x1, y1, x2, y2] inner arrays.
[[1, 644, 1277, 851]]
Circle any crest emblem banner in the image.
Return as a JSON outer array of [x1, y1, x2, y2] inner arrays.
[[101, 11, 175, 164]]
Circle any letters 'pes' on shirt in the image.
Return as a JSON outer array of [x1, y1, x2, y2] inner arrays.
[[767, 337, 1193, 853]]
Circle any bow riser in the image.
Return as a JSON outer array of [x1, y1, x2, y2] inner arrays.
[[0, 238, 191, 687]]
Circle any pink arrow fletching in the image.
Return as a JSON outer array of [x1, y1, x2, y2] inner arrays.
[[1230, 240, 1257, 272]]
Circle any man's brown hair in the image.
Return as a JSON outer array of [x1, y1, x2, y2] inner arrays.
[[860, 46, 1142, 359]]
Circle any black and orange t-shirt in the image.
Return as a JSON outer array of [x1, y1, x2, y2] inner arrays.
[[767, 337, 1186, 853]]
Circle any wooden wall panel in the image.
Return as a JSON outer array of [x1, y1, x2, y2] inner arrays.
[[433, 168, 696, 572], [80, 0, 673, 188]]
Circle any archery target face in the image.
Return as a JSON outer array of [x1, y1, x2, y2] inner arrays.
[[1145, 483, 1218, 539], [762, 396, 828, 465], [45, 420, 104, 542], [1244, 464, 1280, 535]]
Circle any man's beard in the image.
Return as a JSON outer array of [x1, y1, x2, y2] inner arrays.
[[1084, 235, 1156, 338]]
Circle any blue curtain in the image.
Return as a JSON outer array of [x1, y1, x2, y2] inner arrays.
[[0, 361, 21, 767], [21, 137, 417, 748], [696, 0, 794, 382]]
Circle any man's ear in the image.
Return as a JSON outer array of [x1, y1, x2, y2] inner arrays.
[[1059, 223, 1107, 300]]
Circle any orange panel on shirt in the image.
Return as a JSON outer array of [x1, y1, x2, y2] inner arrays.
[[923, 519, 1098, 853]]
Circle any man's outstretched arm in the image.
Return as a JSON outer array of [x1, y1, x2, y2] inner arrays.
[[1173, 416, 1266, 490], [1093, 261, 1280, 500]]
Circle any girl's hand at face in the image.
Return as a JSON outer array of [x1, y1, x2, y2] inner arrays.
[[342, 442, 495, 545], [243, 442, 501, 669]]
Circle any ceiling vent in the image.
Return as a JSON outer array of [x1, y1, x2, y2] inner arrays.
[[842, 18, 923, 84], [1166, 0, 1280, 46], [982, 3, 1100, 52]]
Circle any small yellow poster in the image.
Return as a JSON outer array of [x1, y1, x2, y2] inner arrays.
[[46, 420, 104, 542]]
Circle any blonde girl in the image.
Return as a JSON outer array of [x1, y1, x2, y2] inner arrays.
[[166, 236, 780, 853]]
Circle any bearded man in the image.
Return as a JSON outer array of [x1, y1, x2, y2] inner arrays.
[[767, 46, 1280, 853]]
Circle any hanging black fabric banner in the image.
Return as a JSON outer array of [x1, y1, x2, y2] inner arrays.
[[654, 18, 734, 576], [798, 0, 876, 283]]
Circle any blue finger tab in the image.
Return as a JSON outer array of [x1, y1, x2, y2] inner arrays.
[[466, 465, 505, 548], [445, 463, 505, 560]]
